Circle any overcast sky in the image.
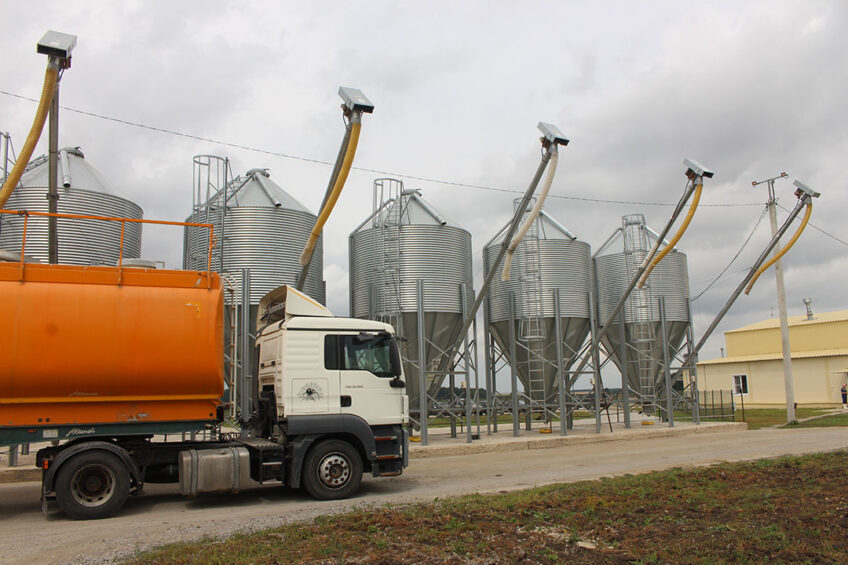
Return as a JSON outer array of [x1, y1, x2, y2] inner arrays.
[[2, 1, 846, 381]]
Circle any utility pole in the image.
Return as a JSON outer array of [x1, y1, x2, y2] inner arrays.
[[752, 172, 795, 423], [47, 81, 60, 264], [36, 31, 77, 264]]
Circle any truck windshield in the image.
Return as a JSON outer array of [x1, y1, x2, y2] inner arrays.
[[341, 335, 393, 378]]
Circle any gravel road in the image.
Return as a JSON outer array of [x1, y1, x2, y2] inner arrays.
[[1, 426, 847, 565]]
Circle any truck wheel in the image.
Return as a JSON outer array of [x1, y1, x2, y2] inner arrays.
[[55, 451, 130, 520], [302, 440, 363, 500]]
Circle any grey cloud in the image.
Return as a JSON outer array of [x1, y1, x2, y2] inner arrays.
[[1, 1, 845, 374]]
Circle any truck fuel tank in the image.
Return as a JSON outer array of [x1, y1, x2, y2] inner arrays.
[[179, 447, 252, 496]]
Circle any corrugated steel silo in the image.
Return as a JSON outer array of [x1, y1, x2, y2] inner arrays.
[[483, 206, 592, 404], [0, 148, 142, 265], [349, 180, 473, 408], [594, 214, 690, 408], [183, 165, 325, 305]]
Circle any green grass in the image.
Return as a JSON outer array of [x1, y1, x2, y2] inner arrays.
[[783, 411, 848, 428], [671, 407, 831, 429], [126, 450, 848, 565], [734, 407, 830, 429]]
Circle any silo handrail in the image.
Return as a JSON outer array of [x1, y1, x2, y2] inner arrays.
[[0, 208, 215, 284]]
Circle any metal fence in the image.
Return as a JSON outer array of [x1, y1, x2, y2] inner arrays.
[[696, 389, 735, 422]]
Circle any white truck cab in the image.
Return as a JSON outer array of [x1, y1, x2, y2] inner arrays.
[[257, 305, 408, 426], [252, 286, 409, 496]]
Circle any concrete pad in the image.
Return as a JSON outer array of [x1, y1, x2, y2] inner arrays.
[[409, 420, 747, 459]]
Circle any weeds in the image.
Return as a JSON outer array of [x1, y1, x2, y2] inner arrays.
[[129, 450, 848, 565]]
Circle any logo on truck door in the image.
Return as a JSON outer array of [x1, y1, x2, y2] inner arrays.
[[299, 382, 323, 402]]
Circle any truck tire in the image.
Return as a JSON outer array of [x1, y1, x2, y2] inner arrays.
[[54, 451, 130, 520], [302, 439, 363, 500]]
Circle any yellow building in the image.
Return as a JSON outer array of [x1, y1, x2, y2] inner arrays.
[[697, 310, 848, 407]]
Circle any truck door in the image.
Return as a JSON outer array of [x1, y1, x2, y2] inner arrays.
[[327, 333, 403, 426], [286, 329, 335, 415]]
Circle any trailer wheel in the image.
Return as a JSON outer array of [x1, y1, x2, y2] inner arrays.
[[302, 440, 362, 500], [55, 451, 130, 520]]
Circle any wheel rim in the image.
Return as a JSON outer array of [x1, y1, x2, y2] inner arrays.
[[316, 452, 351, 489], [70, 463, 116, 508]]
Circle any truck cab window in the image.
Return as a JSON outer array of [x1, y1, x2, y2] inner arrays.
[[339, 335, 394, 378]]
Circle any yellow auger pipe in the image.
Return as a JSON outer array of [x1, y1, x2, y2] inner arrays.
[[501, 149, 559, 281], [744, 201, 813, 295], [0, 67, 58, 208], [669, 182, 819, 386], [637, 181, 703, 288], [299, 121, 361, 267], [439, 122, 569, 417], [564, 158, 713, 393], [297, 88, 374, 284]]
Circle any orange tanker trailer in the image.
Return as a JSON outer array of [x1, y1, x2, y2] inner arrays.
[[0, 259, 224, 438]]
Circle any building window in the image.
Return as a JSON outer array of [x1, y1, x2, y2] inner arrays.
[[733, 374, 748, 395]]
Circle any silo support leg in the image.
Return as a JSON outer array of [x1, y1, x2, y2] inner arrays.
[[619, 310, 631, 429], [553, 289, 567, 437], [659, 296, 674, 428], [589, 289, 603, 434], [508, 291, 520, 437], [462, 283, 473, 444], [417, 280, 428, 446], [483, 296, 494, 436]]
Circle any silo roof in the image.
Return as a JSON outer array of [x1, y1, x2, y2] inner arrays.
[[227, 169, 312, 212], [398, 192, 456, 226], [350, 190, 466, 234], [485, 209, 578, 248], [19, 147, 120, 195], [594, 215, 675, 257]]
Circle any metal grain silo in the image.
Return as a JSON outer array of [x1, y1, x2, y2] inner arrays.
[[183, 163, 325, 305], [594, 214, 690, 409], [0, 147, 142, 265], [349, 179, 474, 408], [483, 205, 592, 406]]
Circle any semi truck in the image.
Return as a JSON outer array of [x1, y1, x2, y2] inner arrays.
[[0, 233, 408, 519]]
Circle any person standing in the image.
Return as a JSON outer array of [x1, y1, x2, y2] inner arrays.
[[841, 383, 847, 409]]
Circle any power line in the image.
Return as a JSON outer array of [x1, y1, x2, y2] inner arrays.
[[776, 201, 848, 247], [692, 200, 848, 301], [1, 88, 764, 208], [691, 205, 768, 301]]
